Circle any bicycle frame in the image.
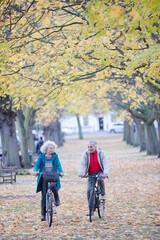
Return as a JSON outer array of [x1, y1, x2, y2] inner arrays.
[[94, 178, 101, 206], [46, 182, 56, 213], [36, 172, 59, 227], [85, 174, 105, 222], [46, 182, 54, 227]]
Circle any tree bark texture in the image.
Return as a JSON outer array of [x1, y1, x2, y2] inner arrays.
[[16, 109, 31, 168], [43, 119, 64, 147], [134, 119, 146, 152], [26, 108, 36, 153], [145, 122, 159, 155], [156, 119, 160, 158], [123, 121, 128, 141], [154, 105, 160, 158], [0, 96, 20, 168], [130, 121, 140, 147], [124, 121, 131, 144]]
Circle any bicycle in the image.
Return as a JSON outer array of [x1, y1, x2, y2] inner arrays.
[[37, 172, 60, 227], [84, 174, 107, 222]]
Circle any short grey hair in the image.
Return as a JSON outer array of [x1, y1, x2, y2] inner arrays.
[[88, 140, 97, 146], [40, 140, 57, 153]]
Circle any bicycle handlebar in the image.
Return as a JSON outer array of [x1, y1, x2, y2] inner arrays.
[[82, 174, 109, 180], [82, 174, 108, 179], [34, 171, 61, 177], [36, 172, 43, 176]]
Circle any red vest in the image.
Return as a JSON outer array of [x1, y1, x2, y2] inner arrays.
[[88, 150, 102, 174]]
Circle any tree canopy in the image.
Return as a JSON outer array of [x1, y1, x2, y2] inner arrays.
[[0, 0, 159, 122]]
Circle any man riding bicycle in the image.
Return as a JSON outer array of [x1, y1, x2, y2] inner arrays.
[[79, 140, 109, 216]]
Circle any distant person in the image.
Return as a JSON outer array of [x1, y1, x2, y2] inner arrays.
[[36, 137, 44, 155], [79, 140, 109, 216]]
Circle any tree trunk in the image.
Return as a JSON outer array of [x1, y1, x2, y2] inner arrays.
[[124, 121, 131, 144], [130, 121, 139, 146], [16, 109, 31, 168], [129, 122, 134, 146], [43, 119, 64, 146], [76, 114, 83, 139], [28, 126, 36, 153], [145, 122, 159, 155], [123, 121, 128, 141], [26, 109, 36, 153], [134, 119, 146, 152], [156, 119, 160, 158], [0, 96, 20, 168], [154, 105, 160, 158]]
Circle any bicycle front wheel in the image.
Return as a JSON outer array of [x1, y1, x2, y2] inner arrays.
[[46, 193, 53, 227], [98, 195, 105, 218], [89, 190, 94, 222]]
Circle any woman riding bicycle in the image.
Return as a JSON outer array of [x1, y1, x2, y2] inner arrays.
[[34, 140, 64, 221]]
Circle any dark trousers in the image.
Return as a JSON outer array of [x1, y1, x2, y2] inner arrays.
[[87, 171, 105, 206], [41, 178, 59, 215]]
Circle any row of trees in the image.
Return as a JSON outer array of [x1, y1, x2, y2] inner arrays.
[[0, 0, 159, 168]]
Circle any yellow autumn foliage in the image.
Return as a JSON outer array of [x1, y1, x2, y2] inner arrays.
[[0, 0, 159, 123]]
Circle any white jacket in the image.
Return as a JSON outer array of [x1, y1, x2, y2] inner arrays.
[[79, 148, 109, 176]]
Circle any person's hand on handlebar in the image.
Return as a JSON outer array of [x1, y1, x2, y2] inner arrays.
[[33, 172, 38, 176], [79, 174, 85, 178], [60, 173, 64, 177], [102, 174, 108, 179]]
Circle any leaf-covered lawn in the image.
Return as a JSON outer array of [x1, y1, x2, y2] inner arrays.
[[0, 134, 160, 239]]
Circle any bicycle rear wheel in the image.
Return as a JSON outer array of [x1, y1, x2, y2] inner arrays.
[[46, 193, 53, 227], [98, 195, 105, 218], [89, 190, 94, 222]]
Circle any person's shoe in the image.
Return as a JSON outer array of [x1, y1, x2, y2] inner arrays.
[[41, 215, 46, 221], [55, 197, 60, 206]]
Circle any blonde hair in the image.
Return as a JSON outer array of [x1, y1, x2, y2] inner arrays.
[[40, 140, 57, 153]]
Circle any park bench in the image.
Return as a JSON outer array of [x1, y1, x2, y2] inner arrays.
[[0, 158, 17, 184]]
